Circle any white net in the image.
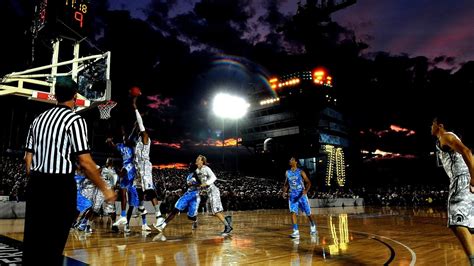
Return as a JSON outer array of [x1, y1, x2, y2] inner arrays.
[[97, 101, 117, 119]]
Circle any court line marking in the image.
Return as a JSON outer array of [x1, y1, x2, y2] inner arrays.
[[372, 237, 395, 265], [322, 226, 417, 266]]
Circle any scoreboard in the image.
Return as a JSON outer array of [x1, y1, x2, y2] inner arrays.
[[63, 0, 90, 32], [34, 0, 91, 40]]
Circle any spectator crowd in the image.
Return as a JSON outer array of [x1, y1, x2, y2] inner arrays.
[[0, 156, 449, 209]]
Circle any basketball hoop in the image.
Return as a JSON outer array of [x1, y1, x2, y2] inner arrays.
[[97, 100, 117, 119]]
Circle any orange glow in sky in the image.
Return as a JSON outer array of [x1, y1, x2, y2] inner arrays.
[[153, 163, 188, 169], [194, 138, 238, 147]]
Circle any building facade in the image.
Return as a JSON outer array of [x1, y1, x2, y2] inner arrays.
[[241, 69, 349, 186]]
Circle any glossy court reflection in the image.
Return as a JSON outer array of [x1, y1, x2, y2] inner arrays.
[[0, 207, 471, 265]]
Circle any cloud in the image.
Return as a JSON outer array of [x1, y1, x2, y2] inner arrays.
[[145, 0, 180, 33], [152, 140, 182, 149], [362, 149, 417, 162], [153, 162, 188, 169], [147, 94, 173, 110], [193, 138, 238, 147], [389, 125, 415, 136], [359, 124, 418, 159], [167, 0, 257, 54], [333, 0, 474, 62], [363, 124, 416, 138]]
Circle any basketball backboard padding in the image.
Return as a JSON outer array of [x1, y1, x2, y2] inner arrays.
[[31, 91, 90, 107]]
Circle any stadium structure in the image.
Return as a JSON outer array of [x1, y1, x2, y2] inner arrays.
[[240, 68, 349, 186]]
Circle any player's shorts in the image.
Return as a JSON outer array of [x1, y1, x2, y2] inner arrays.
[[100, 182, 116, 214], [120, 163, 136, 189], [289, 191, 311, 216], [448, 173, 474, 229], [76, 191, 92, 213], [138, 161, 154, 190], [175, 190, 200, 217], [92, 190, 105, 213], [103, 201, 116, 214], [127, 186, 140, 207], [206, 185, 223, 215], [81, 186, 96, 200]]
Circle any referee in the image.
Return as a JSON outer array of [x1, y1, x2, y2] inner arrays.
[[23, 76, 116, 265]]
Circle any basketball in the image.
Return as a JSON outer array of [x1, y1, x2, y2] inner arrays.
[[130, 86, 142, 96]]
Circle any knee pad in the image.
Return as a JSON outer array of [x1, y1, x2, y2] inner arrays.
[[187, 215, 197, 221]]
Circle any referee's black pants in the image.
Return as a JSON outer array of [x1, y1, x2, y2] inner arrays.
[[22, 172, 77, 265]]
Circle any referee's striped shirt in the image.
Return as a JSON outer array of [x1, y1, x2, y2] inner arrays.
[[25, 105, 90, 174]]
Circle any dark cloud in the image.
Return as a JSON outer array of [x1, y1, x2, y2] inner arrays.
[[145, 0, 179, 33], [148, 0, 179, 18], [258, 0, 288, 28], [194, 0, 254, 32], [3, 0, 474, 163], [253, 0, 289, 50], [433, 56, 457, 67], [333, 0, 474, 61], [170, 2, 255, 55]]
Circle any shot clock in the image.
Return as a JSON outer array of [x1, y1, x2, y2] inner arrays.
[[63, 0, 90, 32], [34, 0, 91, 40]]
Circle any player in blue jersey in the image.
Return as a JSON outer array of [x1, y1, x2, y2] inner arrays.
[[74, 166, 92, 231], [74, 165, 99, 233], [155, 164, 201, 232], [282, 156, 317, 238], [74, 164, 113, 234], [106, 132, 138, 233]]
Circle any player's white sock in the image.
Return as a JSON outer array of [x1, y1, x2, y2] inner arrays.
[[155, 203, 162, 217]]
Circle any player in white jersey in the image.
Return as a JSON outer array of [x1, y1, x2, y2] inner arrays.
[[75, 165, 109, 234], [432, 116, 474, 266], [195, 155, 232, 236], [101, 158, 119, 230], [132, 97, 164, 231]]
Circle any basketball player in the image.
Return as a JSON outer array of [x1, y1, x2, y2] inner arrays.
[[432, 116, 474, 265], [101, 158, 119, 230], [160, 155, 232, 236], [75, 165, 110, 234], [154, 163, 201, 232], [131, 97, 164, 231], [107, 133, 139, 233], [282, 156, 317, 238], [74, 166, 94, 233]]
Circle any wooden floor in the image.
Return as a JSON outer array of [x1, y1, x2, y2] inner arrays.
[[1, 206, 471, 265]]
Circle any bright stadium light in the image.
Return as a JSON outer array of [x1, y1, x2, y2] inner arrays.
[[212, 92, 249, 170], [212, 93, 250, 119]]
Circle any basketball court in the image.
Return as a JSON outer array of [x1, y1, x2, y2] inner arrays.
[[0, 206, 468, 265], [0, 3, 469, 266]]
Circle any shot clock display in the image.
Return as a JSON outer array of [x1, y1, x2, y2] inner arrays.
[[63, 0, 90, 31], [34, 0, 91, 40], [56, 0, 91, 39]]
